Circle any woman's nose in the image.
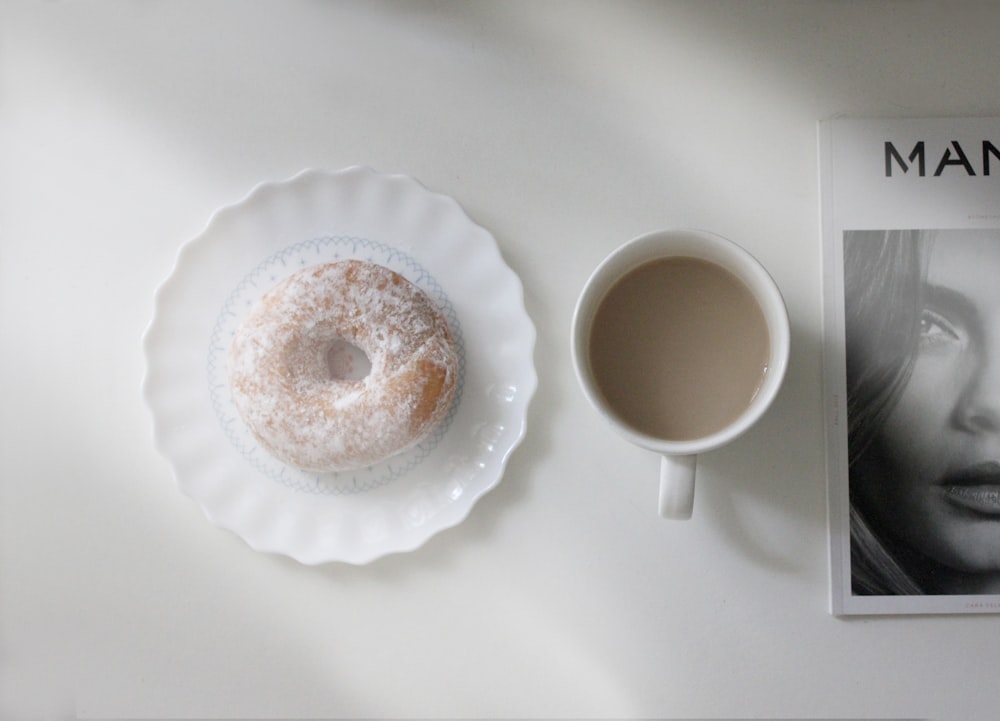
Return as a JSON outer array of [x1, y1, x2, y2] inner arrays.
[[954, 336, 1000, 434]]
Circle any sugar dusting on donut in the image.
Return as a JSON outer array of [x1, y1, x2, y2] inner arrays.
[[227, 260, 459, 472]]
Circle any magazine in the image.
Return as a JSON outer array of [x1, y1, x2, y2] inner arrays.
[[820, 116, 1000, 615]]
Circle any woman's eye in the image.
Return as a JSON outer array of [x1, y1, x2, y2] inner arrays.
[[919, 309, 961, 345]]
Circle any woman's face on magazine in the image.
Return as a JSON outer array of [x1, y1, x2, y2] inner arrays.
[[862, 230, 1000, 577]]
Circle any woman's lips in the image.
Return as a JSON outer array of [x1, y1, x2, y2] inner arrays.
[[941, 462, 1000, 516]]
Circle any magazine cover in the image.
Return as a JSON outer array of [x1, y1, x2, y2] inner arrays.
[[820, 117, 1000, 615]]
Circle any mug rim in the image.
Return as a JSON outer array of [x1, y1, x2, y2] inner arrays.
[[570, 228, 790, 456]]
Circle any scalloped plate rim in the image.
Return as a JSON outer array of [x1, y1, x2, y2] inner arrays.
[[141, 166, 537, 565]]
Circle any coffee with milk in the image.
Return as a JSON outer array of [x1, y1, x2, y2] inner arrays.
[[587, 256, 770, 442]]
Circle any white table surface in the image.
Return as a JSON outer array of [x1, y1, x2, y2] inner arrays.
[[4, 1, 1000, 719]]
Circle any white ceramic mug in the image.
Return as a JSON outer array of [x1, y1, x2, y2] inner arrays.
[[571, 229, 790, 519]]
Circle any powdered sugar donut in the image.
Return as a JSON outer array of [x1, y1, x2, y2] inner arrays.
[[227, 260, 459, 472]]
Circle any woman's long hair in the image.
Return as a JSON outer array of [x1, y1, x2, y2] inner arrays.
[[843, 229, 932, 595]]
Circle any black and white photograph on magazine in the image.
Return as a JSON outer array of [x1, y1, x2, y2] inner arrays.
[[845, 228, 1000, 599], [821, 118, 1000, 615]]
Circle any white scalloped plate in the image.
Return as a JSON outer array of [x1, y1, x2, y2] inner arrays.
[[142, 167, 536, 564]]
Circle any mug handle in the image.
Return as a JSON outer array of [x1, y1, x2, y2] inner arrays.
[[659, 454, 696, 519]]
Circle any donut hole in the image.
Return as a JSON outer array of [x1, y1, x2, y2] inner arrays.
[[325, 339, 372, 381]]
